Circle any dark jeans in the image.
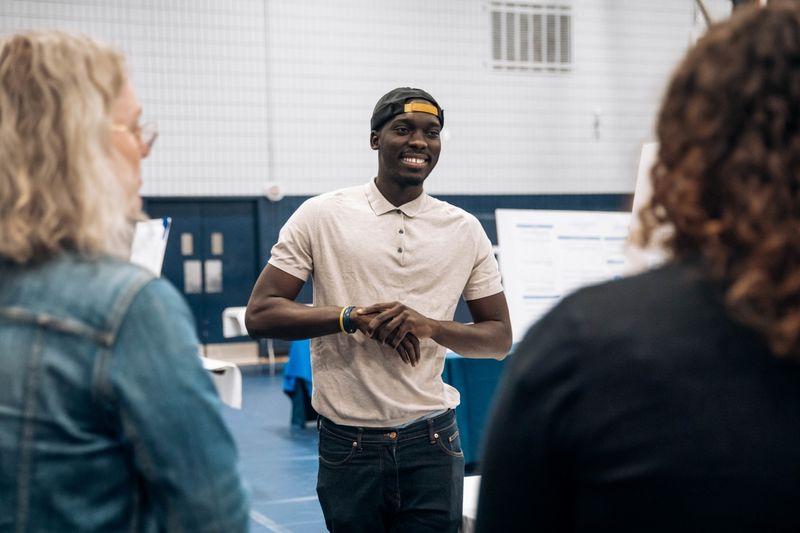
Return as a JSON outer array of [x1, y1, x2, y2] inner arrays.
[[316, 409, 465, 532]]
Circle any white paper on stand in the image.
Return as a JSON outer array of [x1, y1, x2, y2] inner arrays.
[[201, 356, 243, 409], [625, 142, 670, 274], [630, 142, 659, 216], [130, 217, 172, 276], [496, 209, 631, 343]]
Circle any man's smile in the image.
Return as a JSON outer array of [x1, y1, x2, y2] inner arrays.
[[400, 154, 429, 169]]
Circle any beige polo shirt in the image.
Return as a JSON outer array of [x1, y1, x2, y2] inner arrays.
[[268, 180, 504, 427]]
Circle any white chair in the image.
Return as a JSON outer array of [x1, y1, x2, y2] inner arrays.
[[221, 306, 276, 376]]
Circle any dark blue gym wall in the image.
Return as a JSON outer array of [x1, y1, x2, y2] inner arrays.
[[256, 193, 634, 259], [145, 193, 633, 345]]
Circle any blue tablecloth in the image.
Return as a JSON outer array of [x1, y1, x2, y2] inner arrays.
[[282, 340, 507, 466], [283, 338, 312, 395], [283, 339, 314, 427], [441, 353, 507, 467]]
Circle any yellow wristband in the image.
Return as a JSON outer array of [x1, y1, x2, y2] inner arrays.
[[338, 306, 347, 334]]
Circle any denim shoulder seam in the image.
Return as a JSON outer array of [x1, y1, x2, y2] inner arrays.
[[15, 328, 45, 532], [91, 273, 177, 531], [0, 306, 113, 347], [102, 270, 154, 344], [91, 272, 154, 421]]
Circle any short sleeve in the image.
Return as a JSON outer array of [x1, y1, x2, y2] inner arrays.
[[267, 198, 317, 281], [463, 217, 504, 301]]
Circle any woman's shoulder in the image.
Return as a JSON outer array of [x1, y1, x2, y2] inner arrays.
[[561, 260, 710, 322], [0, 254, 186, 345], [33, 255, 174, 336], [512, 260, 718, 372]]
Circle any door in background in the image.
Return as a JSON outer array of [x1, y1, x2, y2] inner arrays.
[[144, 199, 258, 346]]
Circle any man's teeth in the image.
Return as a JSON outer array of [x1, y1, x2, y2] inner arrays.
[[402, 157, 426, 164]]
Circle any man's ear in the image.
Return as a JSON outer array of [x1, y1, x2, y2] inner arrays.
[[370, 130, 380, 150]]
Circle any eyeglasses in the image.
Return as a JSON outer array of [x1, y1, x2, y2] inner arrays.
[[110, 121, 158, 151]]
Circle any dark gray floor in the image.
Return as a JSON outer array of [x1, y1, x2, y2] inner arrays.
[[222, 369, 326, 532]]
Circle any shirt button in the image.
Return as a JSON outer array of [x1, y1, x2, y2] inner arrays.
[[397, 248, 403, 253], [398, 229, 404, 234], [396, 209, 401, 214]]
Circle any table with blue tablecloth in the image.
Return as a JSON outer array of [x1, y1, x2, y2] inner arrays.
[[440, 353, 507, 467], [283, 339, 315, 427], [282, 339, 508, 467]]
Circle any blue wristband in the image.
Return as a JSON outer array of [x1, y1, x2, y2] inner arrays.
[[342, 306, 357, 334]]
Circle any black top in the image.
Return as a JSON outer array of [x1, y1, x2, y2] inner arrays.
[[476, 260, 800, 533]]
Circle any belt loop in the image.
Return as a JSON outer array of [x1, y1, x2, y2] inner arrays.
[[356, 428, 363, 451], [317, 417, 321, 431], [427, 418, 436, 444]]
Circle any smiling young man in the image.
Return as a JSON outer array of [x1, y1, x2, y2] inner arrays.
[[246, 87, 512, 532]]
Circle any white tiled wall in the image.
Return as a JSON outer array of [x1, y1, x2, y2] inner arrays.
[[0, 0, 270, 196], [1, 0, 732, 196]]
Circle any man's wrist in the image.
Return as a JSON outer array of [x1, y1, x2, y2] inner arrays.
[[429, 318, 443, 340]]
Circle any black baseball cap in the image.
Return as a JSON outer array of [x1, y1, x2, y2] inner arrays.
[[370, 87, 444, 131]]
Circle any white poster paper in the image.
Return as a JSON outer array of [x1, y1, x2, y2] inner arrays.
[[496, 209, 631, 342], [130, 217, 172, 276], [625, 142, 670, 274]]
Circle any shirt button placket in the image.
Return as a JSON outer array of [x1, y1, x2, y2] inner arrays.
[[396, 211, 405, 265]]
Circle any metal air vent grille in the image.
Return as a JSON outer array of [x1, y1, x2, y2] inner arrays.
[[489, 2, 572, 73]]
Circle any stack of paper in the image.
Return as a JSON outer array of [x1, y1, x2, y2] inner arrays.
[[130, 217, 172, 276]]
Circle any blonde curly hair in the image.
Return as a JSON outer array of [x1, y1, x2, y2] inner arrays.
[[0, 30, 136, 264]]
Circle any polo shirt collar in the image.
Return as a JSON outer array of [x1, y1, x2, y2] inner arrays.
[[365, 179, 428, 218]]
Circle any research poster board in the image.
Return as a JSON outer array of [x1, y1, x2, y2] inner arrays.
[[496, 209, 631, 343]]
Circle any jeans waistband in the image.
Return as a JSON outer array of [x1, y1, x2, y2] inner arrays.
[[318, 409, 457, 445]]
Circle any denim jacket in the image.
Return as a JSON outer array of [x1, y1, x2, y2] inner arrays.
[[0, 255, 249, 532]]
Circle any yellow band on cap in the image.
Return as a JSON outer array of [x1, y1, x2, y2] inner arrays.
[[403, 102, 439, 116]]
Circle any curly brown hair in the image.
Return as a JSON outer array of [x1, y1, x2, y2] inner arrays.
[[639, 2, 800, 357]]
